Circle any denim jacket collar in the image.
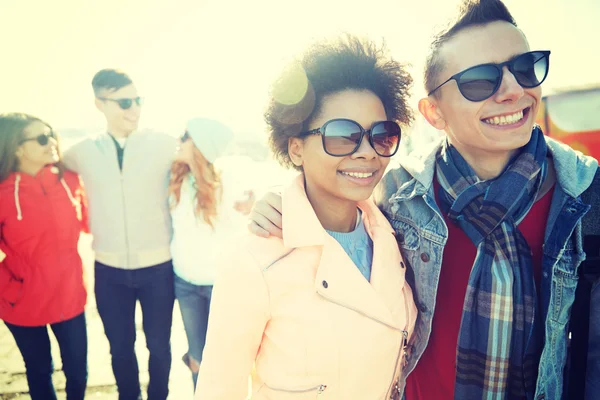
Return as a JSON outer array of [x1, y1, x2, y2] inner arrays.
[[546, 138, 598, 197], [391, 138, 443, 202], [393, 135, 598, 200]]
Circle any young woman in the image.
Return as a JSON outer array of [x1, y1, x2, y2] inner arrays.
[[195, 36, 417, 399], [169, 117, 254, 389], [0, 113, 89, 400]]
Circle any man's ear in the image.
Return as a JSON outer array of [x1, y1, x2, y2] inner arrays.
[[418, 97, 447, 131], [288, 137, 304, 167], [94, 97, 104, 112]]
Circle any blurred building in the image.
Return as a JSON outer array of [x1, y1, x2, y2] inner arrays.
[[536, 84, 600, 161]]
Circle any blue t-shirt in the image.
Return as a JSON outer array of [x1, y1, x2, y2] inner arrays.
[[325, 210, 373, 281]]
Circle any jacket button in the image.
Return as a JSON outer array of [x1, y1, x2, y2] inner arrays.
[[400, 261, 405, 269], [420, 252, 430, 262], [396, 233, 405, 244], [322, 280, 328, 289]]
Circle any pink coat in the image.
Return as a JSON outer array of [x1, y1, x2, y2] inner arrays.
[[196, 175, 417, 399]]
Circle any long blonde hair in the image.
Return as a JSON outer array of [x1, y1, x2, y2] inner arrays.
[[169, 141, 222, 228]]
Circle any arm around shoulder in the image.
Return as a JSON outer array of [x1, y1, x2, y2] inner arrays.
[[195, 243, 270, 399], [62, 142, 80, 173]]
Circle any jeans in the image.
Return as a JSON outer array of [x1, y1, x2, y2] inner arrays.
[[95, 261, 175, 400], [174, 275, 213, 389], [5, 312, 88, 400]]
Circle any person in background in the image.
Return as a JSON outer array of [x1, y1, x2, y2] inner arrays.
[[0, 113, 89, 400], [63, 69, 177, 400], [195, 35, 417, 399], [169, 117, 254, 390]]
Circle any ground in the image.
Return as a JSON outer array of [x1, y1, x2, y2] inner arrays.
[[0, 235, 195, 400]]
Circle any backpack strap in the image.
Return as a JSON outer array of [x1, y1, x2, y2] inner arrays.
[[566, 167, 600, 400]]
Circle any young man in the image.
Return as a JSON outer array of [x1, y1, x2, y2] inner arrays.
[[64, 69, 177, 400], [249, 1, 599, 398]]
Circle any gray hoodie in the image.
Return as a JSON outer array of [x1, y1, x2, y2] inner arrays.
[[64, 131, 177, 269]]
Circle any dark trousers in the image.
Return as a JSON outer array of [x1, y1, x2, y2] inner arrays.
[[95, 261, 175, 400], [5, 312, 88, 400]]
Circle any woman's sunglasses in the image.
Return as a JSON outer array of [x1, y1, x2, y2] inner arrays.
[[297, 118, 401, 157], [20, 131, 56, 146], [97, 96, 144, 110], [428, 50, 551, 102]]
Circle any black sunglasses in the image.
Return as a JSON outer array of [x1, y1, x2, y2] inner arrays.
[[428, 50, 551, 102], [98, 96, 144, 110], [20, 131, 56, 146], [297, 118, 401, 157]]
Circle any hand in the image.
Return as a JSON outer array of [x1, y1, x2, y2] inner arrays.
[[247, 191, 283, 239], [0, 249, 5, 263], [233, 190, 256, 216]]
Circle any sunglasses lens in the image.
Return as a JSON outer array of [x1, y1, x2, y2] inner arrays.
[[512, 51, 549, 88], [36, 134, 49, 146], [458, 65, 501, 101], [118, 99, 133, 109], [135, 97, 144, 106], [323, 120, 362, 156], [371, 121, 401, 156]]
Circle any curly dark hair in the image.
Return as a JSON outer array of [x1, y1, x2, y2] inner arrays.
[[265, 35, 414, 170]]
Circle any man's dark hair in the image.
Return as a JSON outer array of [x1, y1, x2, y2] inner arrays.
[[424, 0, 517, 96], [92, 69, 133, 96], [265, 35, 413, 170]]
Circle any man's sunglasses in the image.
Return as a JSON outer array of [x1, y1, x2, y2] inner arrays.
[[97, 96, 144, 110], [297, 118, 401, 157], [20, 131, 56, 146], [428, 50, 551, 102]]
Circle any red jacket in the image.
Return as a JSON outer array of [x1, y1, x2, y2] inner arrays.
[[0, 167, 88, 326]]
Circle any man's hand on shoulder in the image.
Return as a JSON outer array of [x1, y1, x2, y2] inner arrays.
[[247, 191, 283, 239]]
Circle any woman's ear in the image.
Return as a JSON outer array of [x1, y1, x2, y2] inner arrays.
[[288, 137, 304, 167], [15, 146, 24, 159]]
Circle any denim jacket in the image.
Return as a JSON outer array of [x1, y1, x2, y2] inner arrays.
[[375, 136, 598, 400]]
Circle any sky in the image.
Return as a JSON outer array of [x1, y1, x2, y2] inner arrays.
[[1, 0, 598, 137]]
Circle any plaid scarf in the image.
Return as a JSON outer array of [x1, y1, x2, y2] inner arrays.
[[436, 127, 547, 399]]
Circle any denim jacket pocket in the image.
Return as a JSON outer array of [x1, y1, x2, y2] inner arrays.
[[390, 219, 420, 252], [551, 235, 583, 275], [550, 251, 583, 324]]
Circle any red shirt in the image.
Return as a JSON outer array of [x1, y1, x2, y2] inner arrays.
[[404, 181, 553, 400]]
